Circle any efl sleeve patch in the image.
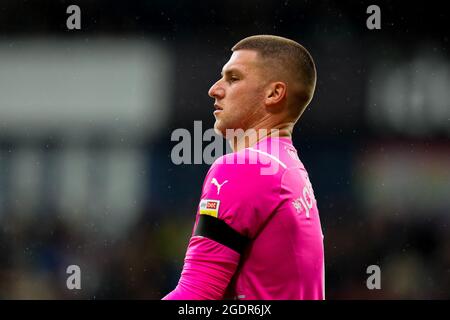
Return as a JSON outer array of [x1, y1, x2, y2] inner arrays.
[[199, 199, 220, 218]]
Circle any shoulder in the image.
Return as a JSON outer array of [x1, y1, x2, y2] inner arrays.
[[209, 147, 288, 180]]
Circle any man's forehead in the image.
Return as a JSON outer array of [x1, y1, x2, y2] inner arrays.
[[221, 50, 260, 74]]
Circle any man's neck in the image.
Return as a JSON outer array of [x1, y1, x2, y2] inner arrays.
[[228, 122, 294, 152]]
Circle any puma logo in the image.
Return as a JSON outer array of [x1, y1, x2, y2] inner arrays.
[[211, 178, 228, 195]]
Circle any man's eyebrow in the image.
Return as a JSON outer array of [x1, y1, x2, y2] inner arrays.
[[221, 68, 243, 76]]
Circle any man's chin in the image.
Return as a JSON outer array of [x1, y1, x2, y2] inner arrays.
[[213, 123, 225, 137]]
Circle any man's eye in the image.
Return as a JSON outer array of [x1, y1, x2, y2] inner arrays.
[[228, 77, 239, 83]]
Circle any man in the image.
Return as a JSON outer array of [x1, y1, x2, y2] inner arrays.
[[163, 35, 324, 300]]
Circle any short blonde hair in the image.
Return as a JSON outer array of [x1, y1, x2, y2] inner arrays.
[[232, 35, 317, 119]]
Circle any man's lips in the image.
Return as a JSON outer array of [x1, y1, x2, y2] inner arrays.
[[214, 104, 223, 115]]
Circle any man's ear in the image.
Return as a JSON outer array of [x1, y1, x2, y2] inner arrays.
[[265, 82, 287, 108]]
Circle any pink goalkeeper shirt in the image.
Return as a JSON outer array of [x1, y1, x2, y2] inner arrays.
[[163, 136, 325, 300]]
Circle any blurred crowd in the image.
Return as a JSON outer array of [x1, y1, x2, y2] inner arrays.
[[0, 0, 448, 299]]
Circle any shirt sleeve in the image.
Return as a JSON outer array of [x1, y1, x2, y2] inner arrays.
[[162, 236, 240, 300]]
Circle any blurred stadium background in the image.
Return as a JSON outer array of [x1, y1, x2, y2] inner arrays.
[[0, 0, 448, 299]]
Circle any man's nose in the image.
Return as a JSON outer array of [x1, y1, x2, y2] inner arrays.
[[208, 80, 225, 99]]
